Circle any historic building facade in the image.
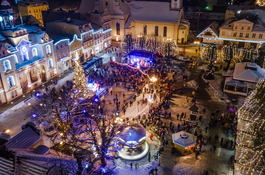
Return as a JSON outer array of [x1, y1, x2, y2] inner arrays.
[[46, 16, 111, 62], [197, 8, 265, 49], [0, 0, 57, 103], [79, 0, 189, 43], [18, 1, 49, 26]]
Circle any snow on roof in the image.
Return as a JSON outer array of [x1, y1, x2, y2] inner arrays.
[[197, 21, 219, 38], [172, 131, 196, 147], [127, 1, 180, 23], [233, 62, 265, 83]]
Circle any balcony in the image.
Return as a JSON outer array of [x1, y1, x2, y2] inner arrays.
[[16, 57, 44, 70], [4, 69, 13, 75], [83, 37, 93, 42]]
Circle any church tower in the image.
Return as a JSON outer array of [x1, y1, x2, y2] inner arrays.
[[171, 0, 183, 9]]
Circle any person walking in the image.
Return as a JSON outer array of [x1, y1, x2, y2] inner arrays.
[[135, 163, 138, 169], [150, 133, 153, 141], [213, 144, 216, 153], [221, 137, 224, 146], [130, 162, 133, 169], [155, 167, 158, 174], [148, 152, 151, 162]]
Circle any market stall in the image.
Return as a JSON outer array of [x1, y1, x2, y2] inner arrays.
[[172, 131, 196, 155]]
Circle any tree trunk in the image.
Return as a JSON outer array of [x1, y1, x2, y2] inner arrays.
[[74, 152, 84, 175]]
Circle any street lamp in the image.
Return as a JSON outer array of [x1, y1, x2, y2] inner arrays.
[[194, 41, 200, 53]]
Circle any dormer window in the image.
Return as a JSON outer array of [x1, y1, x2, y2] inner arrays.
[[32, 47, 38, 57], [46, 45, 51, 55], [21, 46, 29, 62], [3, 60, 11, 72]]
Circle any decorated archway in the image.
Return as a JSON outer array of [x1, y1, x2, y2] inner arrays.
[[30, 68, 38, 83], [19, 72, 28, 93], [39, 65, 47, 82]]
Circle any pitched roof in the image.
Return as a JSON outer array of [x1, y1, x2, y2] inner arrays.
[[197, 21, 219, 38], [5, 127, 41, 150], [127, 1, 180, 23], [233, 62, 265, 83], [172, 131, 196, 147]]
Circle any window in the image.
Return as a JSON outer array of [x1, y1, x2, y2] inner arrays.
[[106, 2, 108, 6], [163, 26, 167, 37], [155, 26, 158, 36], [32, 47, 38, 57], [245, 33, 249, 38], [233, 32, 237, 37], [7, 76, 15, 88], [48, 58, 53, 68], [14, 55, 18, 64], [239, 33, 243, 37], [235, 26, 238, 29], [143, 25, 147, 35], [228, 31, 231, 36], [46, 45, 51, 55], [3, 60, 11, 72], [58, 64, 62, 72], [21, 46, 29, 62], [237, 10, 241, 14], [247, 26, 250, 30], [241, 26, 244, 30], [252, 33, 256, 38], [222, 31, 225, 36], [116, 23, 120, 35], [259, 34, 263, 39]]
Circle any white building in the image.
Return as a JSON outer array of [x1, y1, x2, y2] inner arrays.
[[49, 34, 71, 75], [223, 62, 265, 96], [0, 0, 56, 103]]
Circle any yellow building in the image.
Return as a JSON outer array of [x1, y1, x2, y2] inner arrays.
[[18, 1, 49, 26], [124, 0, 190, 43]]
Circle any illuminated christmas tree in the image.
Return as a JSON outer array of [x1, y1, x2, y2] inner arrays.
[[235, 79, 265, 175], [72, 55, 94, 99]]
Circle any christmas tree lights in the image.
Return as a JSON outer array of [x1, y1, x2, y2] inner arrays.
[[72, 57, 94, 99], [235, 79, 265, 175]]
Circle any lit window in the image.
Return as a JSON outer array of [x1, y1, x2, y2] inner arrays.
[[3, 60, 11, 72], [32, 47, 38, 57], [7, 76, 15, 88], [143, 25, 147, 35], [21, 46, 29, 62], [227, 32, 231, 36], [48, 58, 53, 68], [163, 26, 167, 37], [116, 23, 120, 35], [155, 26, 158, 36], [237, 10, 241, 14], [46, 45, 51, 55], [14, 55, 18, 64]]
